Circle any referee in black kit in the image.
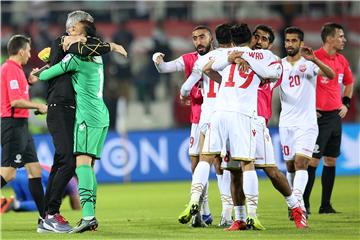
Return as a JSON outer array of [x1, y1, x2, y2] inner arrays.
[[303, 23, 354, 215]]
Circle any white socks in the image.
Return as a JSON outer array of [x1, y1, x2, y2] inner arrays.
[[201, 181, 211, 215], [286, 171, 295, 189], [190, 161, 210, 203], [285, 193, 300, 209], [243, 170, 259, 218], [293, 170, 308, 211], [234, 205, 247, 222], [220, 170, 233, 221]]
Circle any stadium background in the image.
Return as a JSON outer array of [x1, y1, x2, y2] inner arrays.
[[1, 1, 359, 182]]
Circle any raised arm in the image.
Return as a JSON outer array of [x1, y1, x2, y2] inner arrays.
[[203, 59, 222, 84], [301, 46, 335, 79], [39, 54, 77, 81], [65, 35, 112, 56], [240, 50, 282, 81], [152, 52, 185, 73]]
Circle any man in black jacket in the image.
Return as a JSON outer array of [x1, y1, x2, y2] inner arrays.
[[38, 10, 113, 233]]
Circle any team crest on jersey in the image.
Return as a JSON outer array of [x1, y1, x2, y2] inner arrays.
[[320, 77, 329, 84], [299, 64, 307, 72]]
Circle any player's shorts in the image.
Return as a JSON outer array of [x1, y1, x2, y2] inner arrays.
[[74, 121, 109, 159], [202, 111, 256, 161], [199, 107, 213, 135], [1, 118, 38, 168], [189, 123, 200, 156], [279, 124, 319, 161], [312, 110, 342, 159], [254, 117, 276, 168]]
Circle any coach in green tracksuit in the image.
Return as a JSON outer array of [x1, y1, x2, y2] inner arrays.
[[39, 20, 127, 233]]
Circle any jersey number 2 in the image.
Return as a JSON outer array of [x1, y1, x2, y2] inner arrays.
[[289, 75, 300, 87]]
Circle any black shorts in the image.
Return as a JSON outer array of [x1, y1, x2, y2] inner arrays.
[[312, 110, 342, 159], [1, 118, 38, 168]]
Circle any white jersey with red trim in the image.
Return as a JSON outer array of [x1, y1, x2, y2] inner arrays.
[[279, 57, 319, 127], [182, 48, 228, 117], [212, 46, 282, 117]]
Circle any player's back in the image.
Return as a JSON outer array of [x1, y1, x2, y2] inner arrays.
[[215, 46, 276, 117], [194, 48, 227, 113], [279, 57, 319, 127]]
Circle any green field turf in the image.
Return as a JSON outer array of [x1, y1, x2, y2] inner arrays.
[[1, 175, 359, 239]]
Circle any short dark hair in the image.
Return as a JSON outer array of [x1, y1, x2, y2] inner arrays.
[[215, 23, 232, 45], [7, 35, 31, 56], [321, 22, 344, 43], [284, 26, 304, 41], [230, 23, 252, 46], [192, 25, 212, 36], [253, 25, 275, 43], [79, 20, 97, 37]]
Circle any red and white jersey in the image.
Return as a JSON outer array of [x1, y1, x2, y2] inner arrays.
[[153, 52, 203, 123], [212, 46, 281, 117], [279, 57, 319, 127], [257, 79, 281, 123], [181, 48, 227, 116]]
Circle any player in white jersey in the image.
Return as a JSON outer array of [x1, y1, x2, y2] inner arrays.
[[279, 27, 335, 228], [179, 25, 234, 227], [178, 23, 235, 227], [221, 24, 306, 231], [152, 25, 214, 226], [178, 23, 282, 229]]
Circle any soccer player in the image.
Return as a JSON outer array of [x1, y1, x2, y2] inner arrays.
[[179, 23, 234, 227], [279, 26, 335, 228], [38, 20, 127, 233], [181, 23, 282, 230], [0, 35, 47, 231], [1, 165, 80, 214], [222, 24, 304, 230], [304, 23, 354, 214], [152, 25, 214, 225], [38, 10, 125, 233]]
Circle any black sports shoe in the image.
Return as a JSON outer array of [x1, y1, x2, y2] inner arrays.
[[69, 218, 98, 233], [306, 207, 311, 215], [319, 205, 340, 214]]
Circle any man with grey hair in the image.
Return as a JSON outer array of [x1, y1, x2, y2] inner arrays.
[[39, 10, 113, 233], [65, 10, 94, 30]]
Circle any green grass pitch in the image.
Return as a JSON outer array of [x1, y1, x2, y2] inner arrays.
[[1, 175, 359, 239]]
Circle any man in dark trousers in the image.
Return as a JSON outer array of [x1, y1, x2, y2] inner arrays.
[[0, 35, 48, 231], [303, 23, 354, 214], [40, 10, 113, 233]]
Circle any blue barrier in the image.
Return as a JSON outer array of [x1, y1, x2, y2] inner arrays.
[[32, 124, 360, 183]]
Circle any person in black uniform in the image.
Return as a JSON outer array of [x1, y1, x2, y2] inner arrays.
[[36, 10, 116, 233]]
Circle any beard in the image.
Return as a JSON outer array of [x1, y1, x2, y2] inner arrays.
[[196, 44, 211, 55], [286, 47, 299, 57]]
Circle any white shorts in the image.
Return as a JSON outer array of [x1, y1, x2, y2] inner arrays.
[[279, 124, 319, 161], [202, 111, 256, 161], [199, 107, 213, 135], [189, 123, 200, 156], [254, 117, 276, 168]]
